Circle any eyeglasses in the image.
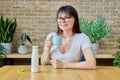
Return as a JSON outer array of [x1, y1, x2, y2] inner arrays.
[[57, 17, 71, 23]]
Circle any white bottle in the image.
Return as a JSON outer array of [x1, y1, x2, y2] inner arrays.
[[31, 46, 39, 72]]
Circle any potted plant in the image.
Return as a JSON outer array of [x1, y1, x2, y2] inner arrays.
[[0, 15, 17, 54], [16, 33, 32, 54], [113, 38, 120, 68], [0, 43, 6, 67], [79, 16, 112, 54]]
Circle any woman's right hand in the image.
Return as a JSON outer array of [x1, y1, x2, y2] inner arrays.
[[45, 37, 53, 50]]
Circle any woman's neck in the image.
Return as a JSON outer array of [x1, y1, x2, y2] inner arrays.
[[62, 31, 74, 39]]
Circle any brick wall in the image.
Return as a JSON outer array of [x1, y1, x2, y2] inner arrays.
[[0, 0, 120, 54]]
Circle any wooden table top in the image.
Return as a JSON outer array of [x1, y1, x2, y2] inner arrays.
[[0, 65, 120, 80]]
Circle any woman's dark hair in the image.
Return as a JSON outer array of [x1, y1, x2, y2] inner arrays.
[[56, 5, 81, 35]]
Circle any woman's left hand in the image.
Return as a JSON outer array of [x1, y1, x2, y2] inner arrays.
[[50, 59, 64, 68]]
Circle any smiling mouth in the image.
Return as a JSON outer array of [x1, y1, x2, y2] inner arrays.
[[61, 24, 68, 26], [60, 25, 67, 28]]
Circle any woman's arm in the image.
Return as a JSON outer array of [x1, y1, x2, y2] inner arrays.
[[50, 47, 96, 69], [41, 38, 52, 65], [64, 48, 96, 69], [41, 48, 51, 65]]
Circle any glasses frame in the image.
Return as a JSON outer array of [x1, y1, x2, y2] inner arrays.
[[56, 17, 71, 23]]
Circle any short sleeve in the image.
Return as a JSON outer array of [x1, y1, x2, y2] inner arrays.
[[81, 33, 92, 52]]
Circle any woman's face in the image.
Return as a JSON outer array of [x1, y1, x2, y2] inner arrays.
[[57, 12, 75, 32]]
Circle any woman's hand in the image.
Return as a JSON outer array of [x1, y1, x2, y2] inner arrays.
[[50, 59, 64, 69]]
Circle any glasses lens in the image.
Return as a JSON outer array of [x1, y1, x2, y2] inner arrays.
[[57, 17, 71, 22], [57, 18, 62, 22], [65, 17, 70, 22]]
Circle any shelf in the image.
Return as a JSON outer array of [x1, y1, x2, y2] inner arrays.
[[3, 53, 114, 59], [95, 54, 114, 59], [4, 53, 41, 58]]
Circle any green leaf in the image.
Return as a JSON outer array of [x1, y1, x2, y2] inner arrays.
[[0, 43, 6, 56], [79, 16, 112, 43], [0, 15, 17, 43], [113, 38, 120, 68], [15, 33, 32, 46]]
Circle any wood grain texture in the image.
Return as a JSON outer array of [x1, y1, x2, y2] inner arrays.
[[0, 65, 120, 80]]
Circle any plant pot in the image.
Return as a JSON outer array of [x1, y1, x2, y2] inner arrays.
[[91, 43, 99, 54], [1, 43, 12, 54], [18, 45, 29, 54]]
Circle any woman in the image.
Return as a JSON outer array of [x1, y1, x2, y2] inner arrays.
[[41, 5, 96, 69]]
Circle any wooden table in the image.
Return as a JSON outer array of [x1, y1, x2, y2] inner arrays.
[[0, 65, 120, 80]]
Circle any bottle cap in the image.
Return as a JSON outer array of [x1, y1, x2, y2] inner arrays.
[[32, 46, 38, 49]]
